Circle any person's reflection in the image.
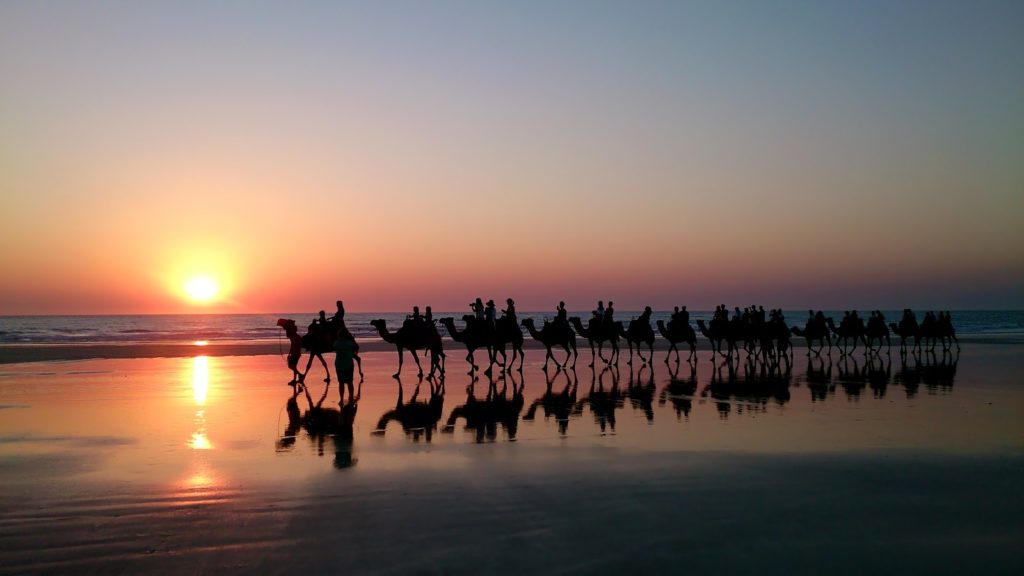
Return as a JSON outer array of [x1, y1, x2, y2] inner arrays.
[[333, 399, 358, 469], [576, 365, 624, 434], [626, 364, 656, 423], [373, 374, 445, 442], [804, 355, 834, 402], [660, 361, 697, 421], [523, 365, 578, 436]]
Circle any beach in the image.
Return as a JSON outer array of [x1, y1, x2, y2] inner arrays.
[[1, 344, 1022, 574]]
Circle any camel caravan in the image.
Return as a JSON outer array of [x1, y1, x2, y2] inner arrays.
[[277, 300, 959, 384]]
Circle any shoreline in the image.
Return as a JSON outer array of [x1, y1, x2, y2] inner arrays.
[[1, 334, 1019, 364]]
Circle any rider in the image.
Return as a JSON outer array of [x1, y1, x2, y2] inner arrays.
[[471, 298, 485, 323], [485, 299, 497, 327], [502, 298, 517, 323], [605, 301, 615, 327]]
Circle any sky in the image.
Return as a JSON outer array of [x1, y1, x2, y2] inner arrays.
[[1, 0, 1022, 314]]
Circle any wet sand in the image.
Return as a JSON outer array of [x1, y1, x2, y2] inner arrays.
[[1, 346, 1022, 574]]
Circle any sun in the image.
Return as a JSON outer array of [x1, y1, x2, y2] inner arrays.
[[184, 276, 219, 303]]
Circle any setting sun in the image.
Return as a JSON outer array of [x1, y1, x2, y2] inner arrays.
[[184, 276, 219, 303]]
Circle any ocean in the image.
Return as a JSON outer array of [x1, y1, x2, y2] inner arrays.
[[1, 310, 1022, 345]]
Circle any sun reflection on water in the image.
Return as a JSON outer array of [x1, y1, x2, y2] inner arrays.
[[192, 356, 209, 405]]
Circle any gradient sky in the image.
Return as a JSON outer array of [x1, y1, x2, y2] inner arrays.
[[2, 0, 1022, 314]]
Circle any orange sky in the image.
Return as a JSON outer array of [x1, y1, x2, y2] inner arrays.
[[1, 2, 1022, 314]]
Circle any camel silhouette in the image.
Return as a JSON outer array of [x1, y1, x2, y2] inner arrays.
[[372, 375, 445, 442], [696, 318, 738, 360], [888, 309, 922, 354], [920, 311, 960, 352], [864, 313, 891, 354], [523, 366, 579, 436], [569, 316, 620, 367], [656, 319, 697, 363], [521, 318, 578, 370], [791, 320, 832, 356], [826, 315, 867, 356], [616, 315, 655, 365], [370, 318, 445, 378], [492, 315, 526, 373], [755, 317, 793, 365], [439, 316, 494, 375]]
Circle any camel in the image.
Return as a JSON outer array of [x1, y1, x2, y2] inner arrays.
[[757, 318, 794, 365], [372, 375, 445, 442], [277, 318, 363, 385], [935, 312, 961, 352], [570, 316, 620, 367], [790, 320, 832, 356], [617, 315, 655, 365], [826, 316, 867, 356], [889, 310, 922, 354], [696, 318, 737, 360], [370, 318, 445, 378], [439, 316, 496, 375], [656, 319, 697, 363], [521, 318, 578, 370], [919, 312, 960, 352], [864, 314, 891, 354], [492, 316, 525, 373]]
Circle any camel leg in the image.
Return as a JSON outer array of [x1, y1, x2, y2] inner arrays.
[[466, 350, 476, 375], [665, 343, 675, 364], [354, 353, 364, 378], [394, 347, 404, 379], [317, 353, 330, 382], [409, 349, 423, 378], [688, 340, 696, 362], [588, 342, 596, 368]]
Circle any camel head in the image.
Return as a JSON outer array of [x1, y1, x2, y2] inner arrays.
[[521, 318, 535, 327], [370, 319, 385, 328]]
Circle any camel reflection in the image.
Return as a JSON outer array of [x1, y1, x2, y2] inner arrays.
[[444, 373, 525, 442], [702, 355, 791, 418], [625, 364, 657, 423], [894, 350, 958, 398], [803, 355, 834, 402], [277, 383, 358, 469], [837, 355, 867, 400], [660, 361, 698, 421], [523, 366, 579, 435], [867, 354, 891, 399], [576, 366, 626, 434], [373, 375, 445, 442]]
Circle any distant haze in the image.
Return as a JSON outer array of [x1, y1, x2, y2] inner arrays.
[[1, 1, 1022, 314]]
